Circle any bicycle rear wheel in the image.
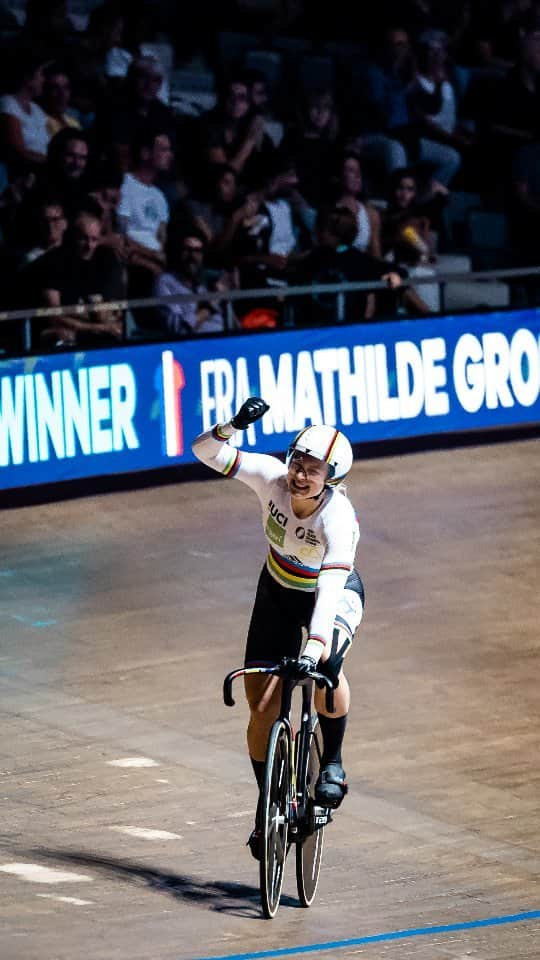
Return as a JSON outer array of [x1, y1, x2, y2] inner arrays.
[[260, 720, 290, 918], [296, 717, 325, 907]]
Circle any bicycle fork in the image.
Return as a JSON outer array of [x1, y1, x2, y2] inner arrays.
[[289, 683, 332, 841]]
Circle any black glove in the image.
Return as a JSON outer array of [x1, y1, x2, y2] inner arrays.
[[231, 397, 270, 430], [291, 655, 318, 678]]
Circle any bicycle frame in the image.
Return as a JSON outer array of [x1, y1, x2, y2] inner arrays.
[[290, 677, 317, 837], [223, 661, 334, 834]]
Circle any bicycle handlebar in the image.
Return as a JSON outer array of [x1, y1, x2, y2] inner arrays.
[[223, 660, 335, 713]]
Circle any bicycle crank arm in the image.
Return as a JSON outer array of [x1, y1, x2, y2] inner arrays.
[[310, 805, 333, 831]]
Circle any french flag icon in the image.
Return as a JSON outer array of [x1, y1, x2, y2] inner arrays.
[[160, 350, 185, 457]]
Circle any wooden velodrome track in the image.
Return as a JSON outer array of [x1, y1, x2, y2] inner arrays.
[[1, 435, 539, 960]]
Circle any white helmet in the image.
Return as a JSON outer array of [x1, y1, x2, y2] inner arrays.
[[286, 425, 353, 486]]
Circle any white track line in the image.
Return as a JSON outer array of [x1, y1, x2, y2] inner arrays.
[[0, 863, 92, 884], [106, 757, 158, 768], [110, 826, 182, 840], [37, 894, 93, 905]]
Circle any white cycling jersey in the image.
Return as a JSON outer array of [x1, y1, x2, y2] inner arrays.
[[192, 424, 361, 661]]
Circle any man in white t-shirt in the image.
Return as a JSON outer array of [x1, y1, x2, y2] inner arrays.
[[118, 130, 172, 272]]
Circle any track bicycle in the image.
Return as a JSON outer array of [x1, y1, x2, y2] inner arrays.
[[223, 658, 335, 918]]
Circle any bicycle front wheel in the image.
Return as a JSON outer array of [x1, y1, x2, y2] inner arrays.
[[296, 717, 325, 907], [260, 720, 290, 918]]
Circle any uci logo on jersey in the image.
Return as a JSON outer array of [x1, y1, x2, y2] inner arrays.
[[266, 501, 288, 548], [268, 501, 288, 527]]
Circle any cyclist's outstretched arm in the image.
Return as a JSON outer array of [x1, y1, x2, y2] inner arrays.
[[303, 500, 360, 665], [192, 397, 283, 493]]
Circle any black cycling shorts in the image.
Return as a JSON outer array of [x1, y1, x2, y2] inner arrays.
[[244, 564, 365, 667]]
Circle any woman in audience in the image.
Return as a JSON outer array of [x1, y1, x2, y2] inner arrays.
[[198, 73, 277, 191], [87, 164, 126, 258], [281, 89, 341, 212], [187, 163, 241, 255], [407, 29, 473, 186], [382, 166, 448, 261], [0, 52, 51, 172], [382, 166, 452, 313], [330, 152, 382, 257]]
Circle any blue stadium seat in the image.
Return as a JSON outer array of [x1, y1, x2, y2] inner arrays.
[[217, 31, 261, 68], [466, 209, 510, 269], [441, 190, 482, 252], [244, 49, 284, 96], [323, 41, 368, 64], [272, 36, 311, 58], [298, 54, 335, 93]]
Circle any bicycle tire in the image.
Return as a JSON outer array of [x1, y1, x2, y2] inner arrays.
[[260, 720, 290, 918], [296, 716, 325, 907]]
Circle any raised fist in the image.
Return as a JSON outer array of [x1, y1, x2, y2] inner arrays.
[[231, 397, 269, 430]]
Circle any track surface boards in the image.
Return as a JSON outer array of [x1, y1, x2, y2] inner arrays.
[[1, 438, 539, 960]]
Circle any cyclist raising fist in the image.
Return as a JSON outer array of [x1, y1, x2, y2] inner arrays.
[[192, 399, 364, 857]]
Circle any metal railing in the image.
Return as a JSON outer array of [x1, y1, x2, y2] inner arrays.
[[1, 264, 540, 355]]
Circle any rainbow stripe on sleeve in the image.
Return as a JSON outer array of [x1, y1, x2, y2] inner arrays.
[[266, 546, 320, 591], [212, 424, 231, 441], [209, 424, 242, 477], [320, 562, 351, 574], [222, 448, 242, 477]]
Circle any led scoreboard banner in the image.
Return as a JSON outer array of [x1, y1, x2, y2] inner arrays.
[[1, 308, 539, 490]]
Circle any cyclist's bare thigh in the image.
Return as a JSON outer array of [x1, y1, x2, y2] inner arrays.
[[245, 674, 282, 714]]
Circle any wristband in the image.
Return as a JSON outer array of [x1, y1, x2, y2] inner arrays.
[[303, 636, 325, 663], [213, 422, 236, 440]]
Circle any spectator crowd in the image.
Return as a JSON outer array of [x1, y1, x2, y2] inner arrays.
[[0, 0, 539, 353]]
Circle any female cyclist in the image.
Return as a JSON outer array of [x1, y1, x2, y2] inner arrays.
[[192, 398, 364, 858]]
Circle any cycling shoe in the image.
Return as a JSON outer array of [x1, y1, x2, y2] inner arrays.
[[247, 827, 262, 861], [315, 762, 348, 809]]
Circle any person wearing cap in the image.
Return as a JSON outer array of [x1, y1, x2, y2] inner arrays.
[[192, 399, 365, 860]]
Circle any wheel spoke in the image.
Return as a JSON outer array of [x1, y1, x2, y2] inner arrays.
[[273, 831, 286, 862]]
